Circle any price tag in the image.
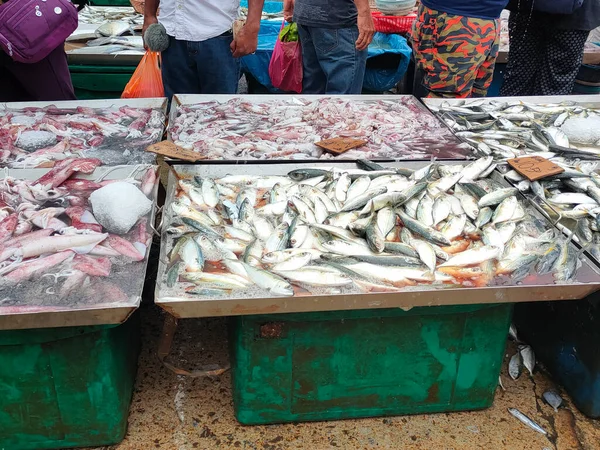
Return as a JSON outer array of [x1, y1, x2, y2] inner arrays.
[[507, 156, 564, 181], [315, 137, 367, 155], [146, 141, 202, 162]]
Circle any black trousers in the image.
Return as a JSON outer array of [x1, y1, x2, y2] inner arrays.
[[500, 12, 589, 96]]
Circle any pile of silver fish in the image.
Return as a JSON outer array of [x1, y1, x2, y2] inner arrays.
[[0, 161, 157, 310], [78, 6, 143, 25], [428, 99, 600, 160], [162, 158, 580, 300], [0, 105, 165, 168], [499, 160, 600, 260], [171, 97, 471, 160]]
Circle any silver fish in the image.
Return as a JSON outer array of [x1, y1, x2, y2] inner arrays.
[[543, 390, 563, 412], [519, 344, 535, 376], [508, 408, 547, 435]]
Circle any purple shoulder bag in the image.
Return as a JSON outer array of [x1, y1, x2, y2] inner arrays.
[[0, 0, 78, 64]]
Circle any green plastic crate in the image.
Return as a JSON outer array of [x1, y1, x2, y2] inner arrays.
[[230, 304, 512, 425], [69, 65, 135, 100], [0, 314, 140, 450]]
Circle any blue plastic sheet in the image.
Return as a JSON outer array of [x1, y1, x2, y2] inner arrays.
[[240, 20, 412, 93]]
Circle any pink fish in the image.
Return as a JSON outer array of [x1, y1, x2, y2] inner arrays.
[[59, 269, 87, 297], [61, 179, 104, 191], [3, 228, 54, 247], [34, 158, 102, 189], [18, 233, 108, 258], [65, 206, 103, 233], [0, 214, 18, 244], [140, 167, 157, 197], [73, 254, 111, 277], [106, 234, 145, 261], [5, 250, 74, 283]]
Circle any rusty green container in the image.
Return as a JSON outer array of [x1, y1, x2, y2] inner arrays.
[[0, 314, 140, 449], [230, 304, 512, 424]]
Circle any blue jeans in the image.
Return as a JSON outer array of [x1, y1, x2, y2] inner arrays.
[[297, 25, 367, 94], [161, 33, 240, 101]]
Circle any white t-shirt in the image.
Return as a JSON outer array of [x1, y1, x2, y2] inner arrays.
[[158, 0, 240, 42]]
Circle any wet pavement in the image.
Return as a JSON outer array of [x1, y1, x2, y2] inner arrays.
[[91, 305, 600, 450]]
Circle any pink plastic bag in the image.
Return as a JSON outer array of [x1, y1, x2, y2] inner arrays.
[[268, 22, 303, 94]]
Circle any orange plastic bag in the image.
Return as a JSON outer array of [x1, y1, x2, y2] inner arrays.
[[121, 51, 165, 99]]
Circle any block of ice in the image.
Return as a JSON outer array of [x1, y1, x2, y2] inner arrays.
[[15, 130, 57, 152], [561, 116, 600, 145], [90, 182, 152, 234]]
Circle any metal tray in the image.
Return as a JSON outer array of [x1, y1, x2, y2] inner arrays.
[[166, 94, 474, 162], [422, 95, 600, 160], [155, 162, 600, 319], [0, 165, 159, 330], [0, 97, 167, 112]]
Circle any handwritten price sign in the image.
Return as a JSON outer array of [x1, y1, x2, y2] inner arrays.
[[507, 156, 564, 181]]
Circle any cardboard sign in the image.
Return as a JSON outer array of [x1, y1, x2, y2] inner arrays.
[[507, 156, 565, 181], [315, 137, 367, 155], [146, 141, 201, 162]]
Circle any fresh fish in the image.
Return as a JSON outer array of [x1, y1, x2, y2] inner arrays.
[[377, 206, 396, 237], [411, 239, 437, 272], [242, 263, 294, 296], [384, 242, 419, 258], [508, 408, 547, 436], [365, 215, 385, 253], [433, 196, 451, 226], [543, 390, 563, 412], [475, 207, 493, 228], [441, 214, 467, 241], [492, 196, 518, 224], [347, 175, 371, 199], [271, 252, 312, 271], [397, 209, 451, 246], [416, 196, 435, 227], [509, 352, 522, 380], [478, 188, 518, 208], [439, 246, 500, 267], [96, 21, 132, 37], [335, 173, 351, 202], [201, 178, 219, 207], [519, 345, 535, 376], [275, 267, 353, 287], [352, 254, 423, 267]]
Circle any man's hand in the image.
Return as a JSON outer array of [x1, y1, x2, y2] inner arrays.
[[142, 15, 159, 49], [355, 12, 375, 51], [283, 0, 295, 22], [231, 24, 259, 58]]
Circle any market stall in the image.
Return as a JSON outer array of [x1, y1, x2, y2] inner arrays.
[[0, 97, 163, 449], [0, 163, 159, 449], [424, 94, 600, 419], [153, 157, 600, 424], [168, 94, 472, 160], [0, 98, 167, 168]]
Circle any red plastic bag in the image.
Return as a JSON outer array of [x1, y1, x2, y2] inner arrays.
[[268, 22, 303, 94], [122, 51, 165, 99]]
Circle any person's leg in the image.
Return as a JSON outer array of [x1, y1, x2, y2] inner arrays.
[[412, 5, 488, 98], [0, 51, 30, 102], [297, 24, 327, 94], [310, 25, 366, 94], [195, 31, 240, 94], [1, 45, 75, 101], [499, 12, 544, 96], [533, 29, 589, 95], [161, 36, 201, 100], [471, 18, 501, 97]]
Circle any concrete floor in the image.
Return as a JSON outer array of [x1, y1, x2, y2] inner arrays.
[[93, 305, 600, 450]]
